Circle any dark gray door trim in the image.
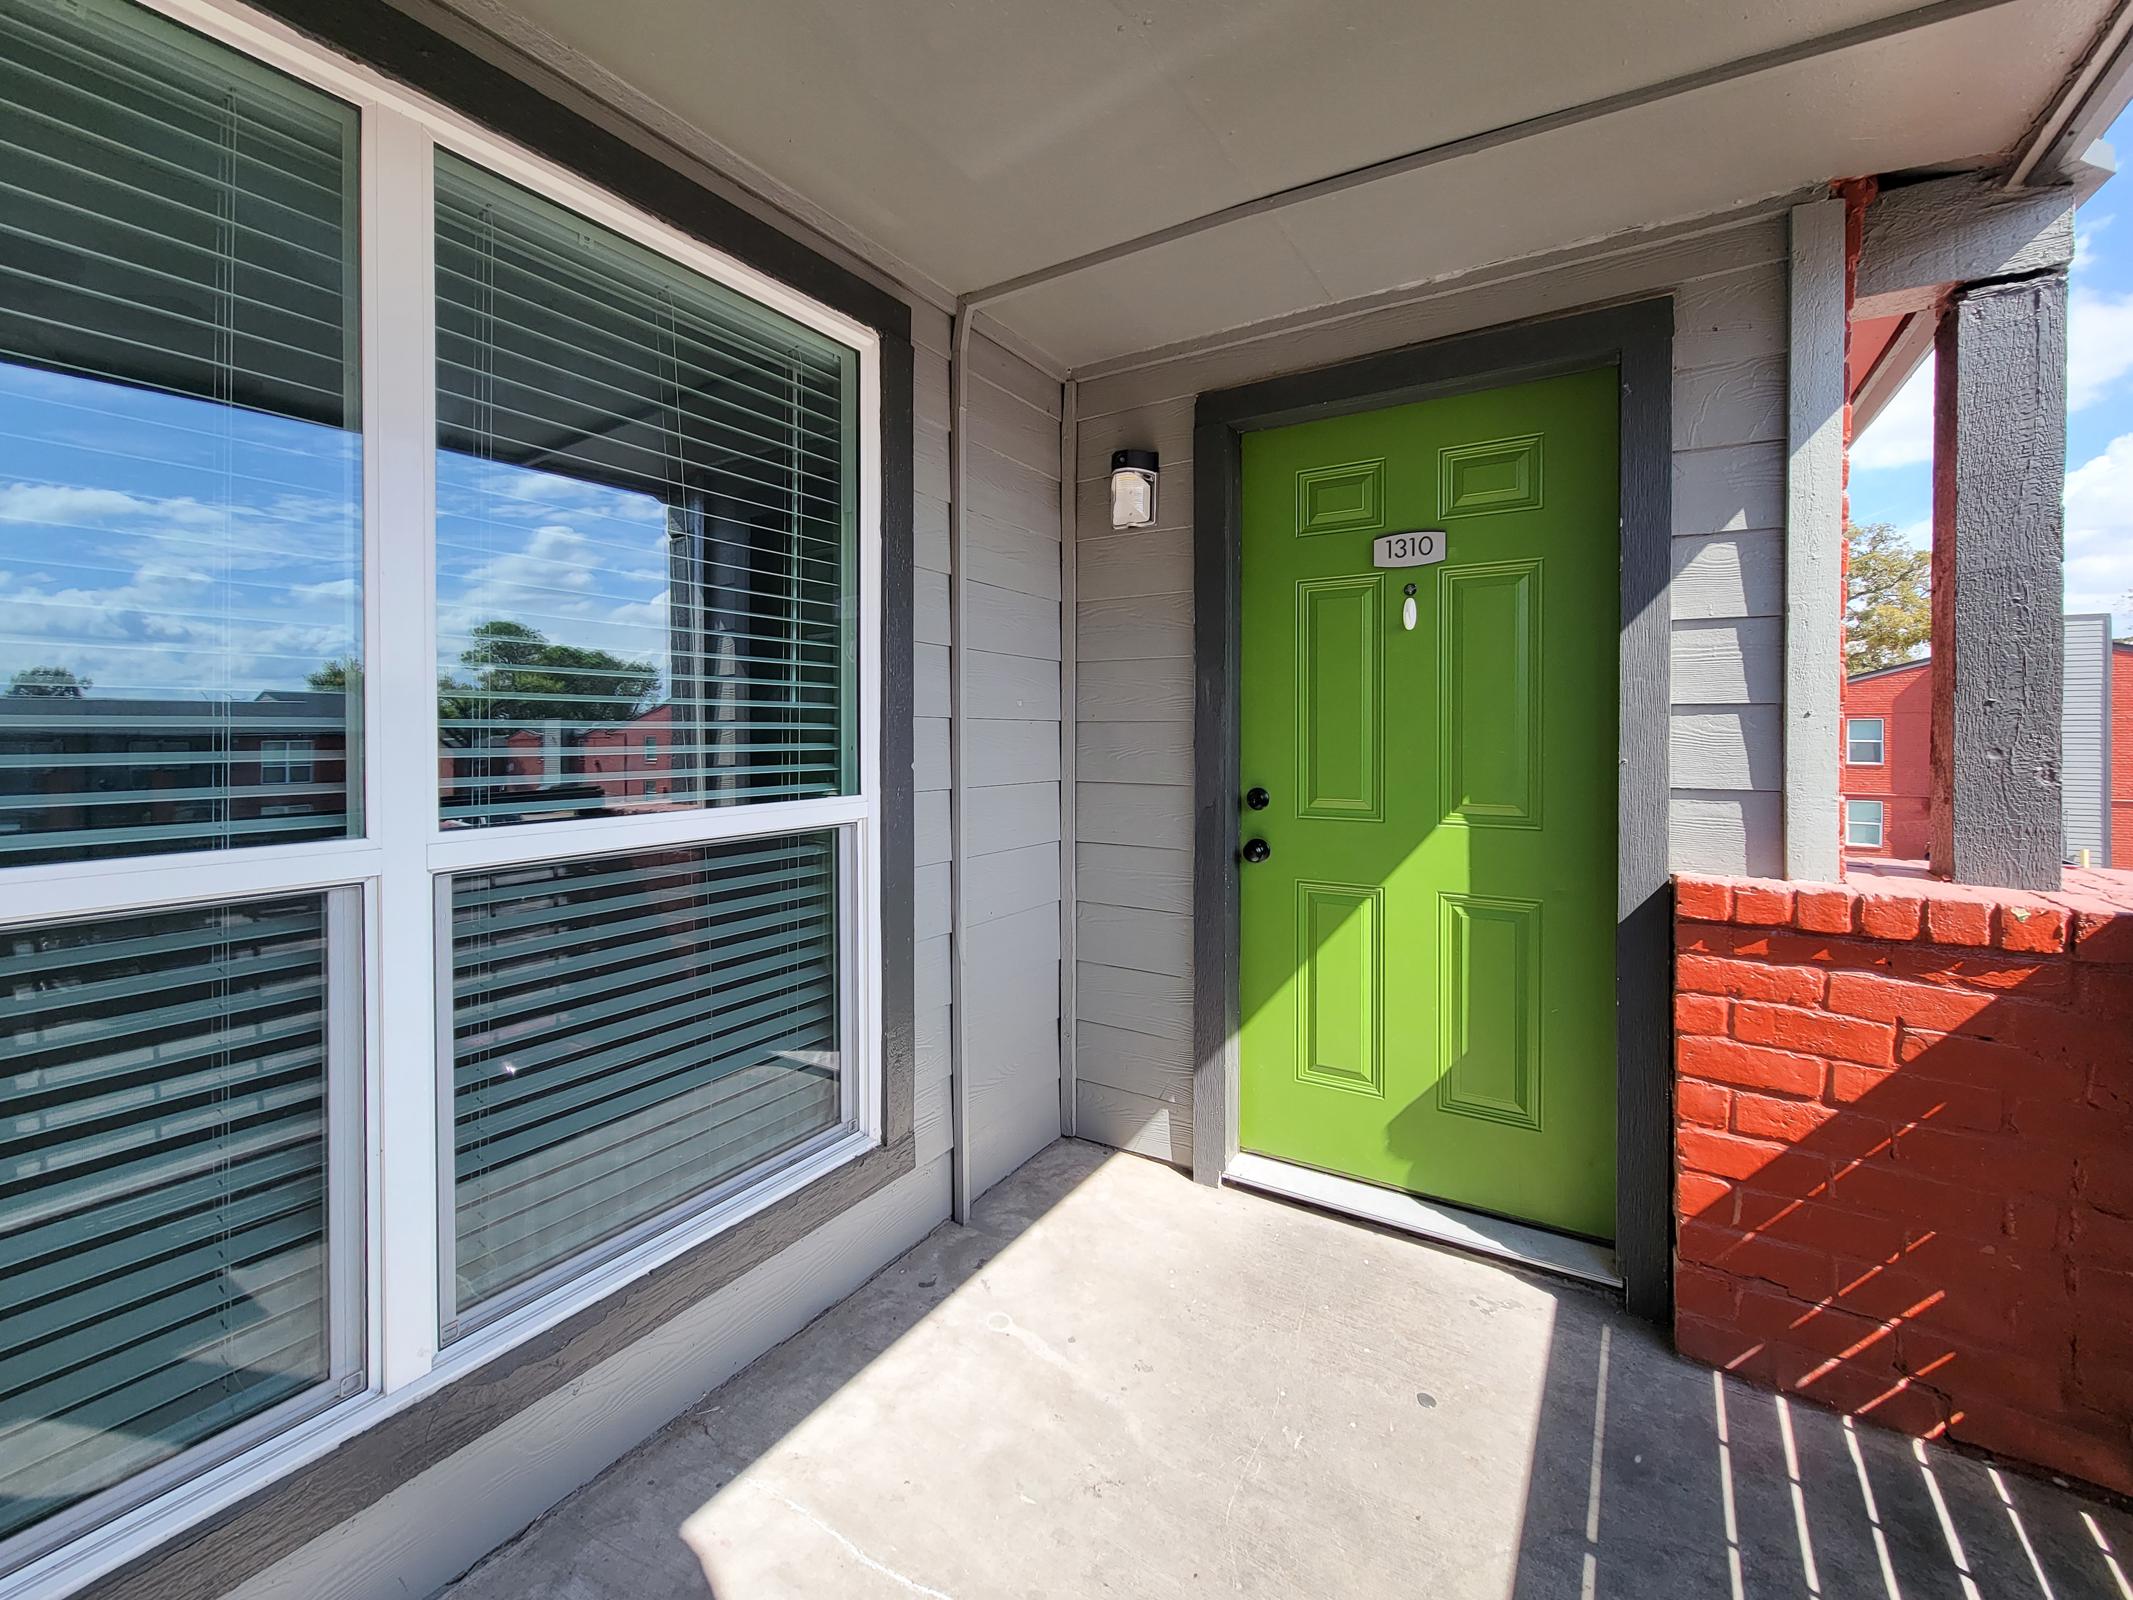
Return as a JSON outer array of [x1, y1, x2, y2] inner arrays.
[[1191, 298, 1675, 1321]]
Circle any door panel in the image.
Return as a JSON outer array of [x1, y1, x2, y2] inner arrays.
[[1236, 367, 1618, 1240]]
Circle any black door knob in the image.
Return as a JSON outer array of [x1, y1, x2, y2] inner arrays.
[[1241, 838, 1271, 864], [1245, 786, 1271, 810]]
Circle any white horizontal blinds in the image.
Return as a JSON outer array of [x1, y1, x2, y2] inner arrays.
[[433, 153, 857, 830], [0, 897, 334, 1544], [0, 0, 363, 866], [447, 834, 842, 1319]]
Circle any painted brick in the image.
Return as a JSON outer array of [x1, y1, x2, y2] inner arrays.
[[1856, 890, 1925, 941], [2073, 908, 2133, 964], [1673, 878, 2130, 1493], [1731, 1000, 1895, 1067], [1676, 1168, 1735, 1223], [1678, 1218, 1833, 1299], [1676, 1124, 1791, 1183], [1728, 1091, 1835, 1143], [1677, 953, 1824, 1006], [1731, 883, 1794, 926], [1678, 1035, 1827, 1097], [1924, 897, 1993, 947], [1674, 992, 1728, 1037], [1826, 970, 1995, 1033], [1795, 886, 1857, 934], [1996, 902, 2070, 954], [1826, 1062, 2002, 1133], [1948, 1402, 2133, 1498], [1676, 1077, 1730, 1129], [1886, 944, 2071, 1000], [1674, 878, 1732, 922]]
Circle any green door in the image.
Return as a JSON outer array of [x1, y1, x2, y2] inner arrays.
[[1236, 367, 1619, 1239]]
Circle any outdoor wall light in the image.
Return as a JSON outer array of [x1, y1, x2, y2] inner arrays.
[[1109, 449, 1159, 529]]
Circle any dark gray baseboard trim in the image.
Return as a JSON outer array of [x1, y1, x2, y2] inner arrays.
[[1190, 298, 1675, 1322]]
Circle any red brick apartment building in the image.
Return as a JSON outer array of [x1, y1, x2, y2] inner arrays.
[[1841, 634, 2130, 866]]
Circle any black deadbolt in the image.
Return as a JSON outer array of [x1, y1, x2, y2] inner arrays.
[[1245, 786, 1271, 811], [1241, 838, 1271, 864]]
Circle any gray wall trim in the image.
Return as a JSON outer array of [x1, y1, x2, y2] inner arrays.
[[1785, 199, 1848, 882], [1930, 271, 2070, 889], [1059, 378, 1080, 1138], [1854, 173, 2076, 319], [1190, 298, 1676, 1321], [946, 306, 974, 1223]]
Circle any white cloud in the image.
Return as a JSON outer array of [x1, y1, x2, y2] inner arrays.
[[1850, 355, 1934, 471], [2069, 282, 2133, 411], [2074, 211, 2113, 277], [2062, 433, 2133, 624]]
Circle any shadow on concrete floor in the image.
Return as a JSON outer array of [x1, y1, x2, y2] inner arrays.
[[440, 1140, 2133, 1599]]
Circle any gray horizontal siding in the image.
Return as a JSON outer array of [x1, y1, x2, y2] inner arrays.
[[1069, 211, 1794, 1159], [955, 333, 1065, 1199]]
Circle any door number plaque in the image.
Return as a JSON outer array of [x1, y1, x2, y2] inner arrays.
[[1371, 529, 1446, 569]]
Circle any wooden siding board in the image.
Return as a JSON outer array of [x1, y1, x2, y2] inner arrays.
[[1077, 657, 1194, 722], [1671, 705, 1783, 791], [1073, 1079, 1192, 1167], [1076, 842, 1194, 915], [1077, 960, 1193, 1044], [965, 780, 1062, 857], [1077, 594, 1194, 662], [1671, 441, 1785, 535], [962, 649, 1061, 721], [1077, 902, 1191, 978], [1077, 528, 1193, 601], [967, 580, 1064, 661], [1077, 781, 1195, 851], [1672, 618, 1783, 704], [1670, 529, 1782, 620], [1076, 721, 1192, 786], [965, 717, 1063, 787]]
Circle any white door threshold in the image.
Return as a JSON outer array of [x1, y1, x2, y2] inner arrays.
[[1224, 1152, 1623, 1290]]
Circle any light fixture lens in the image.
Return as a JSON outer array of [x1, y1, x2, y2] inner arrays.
[[1109, 449, 1159, 529]]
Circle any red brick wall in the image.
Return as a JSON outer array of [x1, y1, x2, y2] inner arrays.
[[1672, 873, 2133, 1493], [1841, 664, 1931, 859]]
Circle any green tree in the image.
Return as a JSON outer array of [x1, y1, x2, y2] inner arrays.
[[6, 665, 91, 697], [307, 657, 360, 691], [439, 619, 657, 746], [1845, 522, 1931, 675]]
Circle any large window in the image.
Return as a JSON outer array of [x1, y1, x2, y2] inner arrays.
[[0, 0, 879, 1581]]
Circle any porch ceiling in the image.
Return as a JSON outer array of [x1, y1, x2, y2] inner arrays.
[[439, 0, 2114, 368]]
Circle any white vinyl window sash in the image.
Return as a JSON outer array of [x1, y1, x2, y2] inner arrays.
[[0, 0, 883, 1592], [1844, 799, 1885, 848], [1846, 717, 1885, 766]]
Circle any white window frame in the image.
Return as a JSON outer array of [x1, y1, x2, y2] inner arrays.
[[0, 1, 884, 1592], [1846, 716, 1885, 766], [1844, 798, 1886, 849]]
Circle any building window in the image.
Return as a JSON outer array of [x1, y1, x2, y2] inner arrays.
[[0, 0, 881, 1574], [1846, 717, 1885, 766], [261, 739, 319, 786], [1845, 798, 1886, 848]]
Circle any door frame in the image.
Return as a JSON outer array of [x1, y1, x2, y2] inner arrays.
[[1190, 298, 1675, 1320]]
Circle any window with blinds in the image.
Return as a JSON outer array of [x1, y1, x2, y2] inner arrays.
[[0, 0, 363, 867], [0, 895, 353, 1548], [434, 154, 857, 831], [446, 834, 843, 1321]]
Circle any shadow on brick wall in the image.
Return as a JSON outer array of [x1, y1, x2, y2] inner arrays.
[[1669, 878, 2133, 1496]]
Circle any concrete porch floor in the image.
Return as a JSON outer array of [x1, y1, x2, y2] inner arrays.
[[442, 1141, 2133, 1599]]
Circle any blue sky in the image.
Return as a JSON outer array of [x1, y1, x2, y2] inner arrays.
[[1850, 108, 2133, 635]]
